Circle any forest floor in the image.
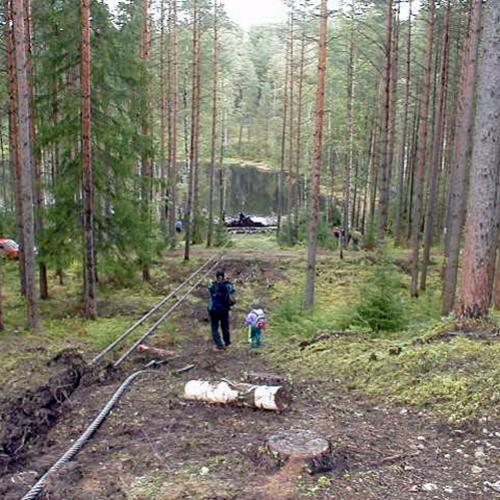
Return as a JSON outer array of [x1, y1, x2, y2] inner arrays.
[[0, 235, 499, 499]]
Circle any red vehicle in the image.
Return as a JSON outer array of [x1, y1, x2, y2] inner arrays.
[[0, 238, 20, 260]]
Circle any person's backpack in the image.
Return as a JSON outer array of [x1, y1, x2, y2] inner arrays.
[[246, 308, 268, 328], [209, 281, 235, 311]]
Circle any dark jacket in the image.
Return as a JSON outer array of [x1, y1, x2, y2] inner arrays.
[[208, 281, 236, 312]]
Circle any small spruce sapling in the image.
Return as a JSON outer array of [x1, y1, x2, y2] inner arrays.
[[350, 249, 407, 333]]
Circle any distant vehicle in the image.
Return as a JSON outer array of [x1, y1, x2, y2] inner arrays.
[[0, 238, 37, 260], [0, 238, 20, 260], [226, 213, 266, 228]]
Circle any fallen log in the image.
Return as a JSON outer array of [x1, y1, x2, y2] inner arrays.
[[137, 345, 177, 358], [183, 379, 291, 412]]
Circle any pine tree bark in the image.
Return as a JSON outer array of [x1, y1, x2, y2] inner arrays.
[[141, 0, 152, 280], [294, 25, 306, 239], [405, 103, 420, 243], [305, 0, 328, 310], [169, 0, 179, 248], [159, 0, 167, 227], [420, 0, 451, 291], [376, 0, 393, 241], [394, 0, 412, 246], [409, 0, 435, 298], [24, 0, 48, 300], [81, 0, 96, 319], [343, 9, 355, 249], [184, 0, 200, 259], [207, 0, 219, 247], [368, 109, 381, 229], [441, 0, 483, 315], [191, 0, 202, 244], [12, 0, 38, 329], [4, 0, 25, 296], [458, 0, 500, 319], [218, 109, 226, 226], [286, 9, 295, 246]]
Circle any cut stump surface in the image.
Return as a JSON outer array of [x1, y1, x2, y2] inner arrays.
[[267, 429, 330, 460]]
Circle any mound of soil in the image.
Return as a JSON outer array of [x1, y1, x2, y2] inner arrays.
[[0, 349, 87, 469]]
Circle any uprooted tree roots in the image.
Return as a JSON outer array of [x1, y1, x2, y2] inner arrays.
[[0, 349, 88, 467]]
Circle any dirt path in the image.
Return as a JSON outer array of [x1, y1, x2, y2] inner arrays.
[[1, 255, 498, 499]]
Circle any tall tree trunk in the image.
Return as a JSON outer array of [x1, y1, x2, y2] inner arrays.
[[12, 0, 38, 329], [218, 110, 226, 226], [458, 0, 500, 319], [24, 0, 48, 300], [343, 8, 355, 249], [351, 157, 359, 227], [184, 0, 200, 260], [207, 0, 219, 247], [141, 0, 152, 280], [420, 0, 451, 291], [4, 0, 25, 296], [394, 0, 412, 246], [405, 103, 420, 244], [159, 0, 167, 228], [409, 0, 435, 298], [368, 118, 380, 229], [441, 0, 483, 315], [81, 0, 96, 319], [191, 0, 202, 244], [305, 0, 328, 310], [277, 23, 290, 237], [169, 0, 178, 248], [294, 25, 306, 239], [376, 0, 393, 241], [286, 9, 295, 245]]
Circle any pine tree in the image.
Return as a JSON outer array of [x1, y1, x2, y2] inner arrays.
[[376, 0, 393, 241], [12, 0, 39, 329], [458, 0, 500, 319], [410, 0, 435, 298], [207, 0, 219, 248], [441, 0, 483, 315], [168, 0, 179, 247], [81, 0, 97, 319], [420, 0, 452, 291], [305, 0, 328, 310]]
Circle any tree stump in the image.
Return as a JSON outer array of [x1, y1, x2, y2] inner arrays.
[[267, 429, 332, 473]]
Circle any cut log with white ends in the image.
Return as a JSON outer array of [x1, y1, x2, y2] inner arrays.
[[183, 380, 291, 412]]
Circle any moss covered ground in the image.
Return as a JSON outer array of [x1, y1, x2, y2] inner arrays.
[[265, 243, 500, 425]]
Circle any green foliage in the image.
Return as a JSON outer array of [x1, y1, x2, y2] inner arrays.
[[191, 214, 207, 245], [281, 213, 339, 251], [276, 220, 299, 247], [213, 224, 230, 247], [0, 209, 15, 237], [271, 292, 338, 341], [363, 220, 377, 250], [343, 250, 408, 333]]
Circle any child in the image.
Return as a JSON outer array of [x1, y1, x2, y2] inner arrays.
[[246, 302, 268, 348]]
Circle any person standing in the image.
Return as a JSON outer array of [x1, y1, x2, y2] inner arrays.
[[246, 302, 268, 348], [208, 270, 235, 350]]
